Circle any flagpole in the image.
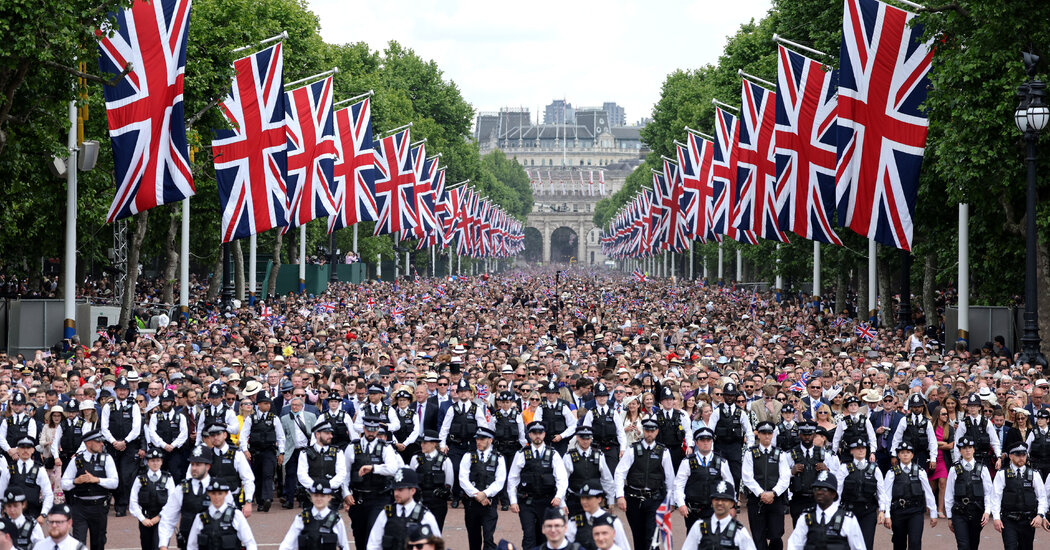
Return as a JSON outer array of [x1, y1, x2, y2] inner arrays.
[[775, 244, 783, 290], [959, 203, 970, 344], [352, 224, 358, 254], [334, 89, 374, 107], [868, 239, 877, 324], [772, 34, 831, 59], [63, 101, 77, 339], [231, 31, 288, 54], [711, 98, 739, 112], [737, 69, 776, 89], [382, 122, 413, 137], [684, 127, 715, 141], [298, 225, 306, 293], [180, 199, 189, 317], [813, 241, 821, 309], [286, 67, 339, 90], [248, 233, 257, 305], [736, 249, 743, 282]]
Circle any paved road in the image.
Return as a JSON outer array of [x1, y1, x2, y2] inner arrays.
[[92, 503, 1044, 550]]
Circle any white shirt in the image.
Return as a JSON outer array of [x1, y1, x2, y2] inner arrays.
[[880, 463, 938, 519], [458, 449, 507, 498], [786, 501, 866, 550], [0, 413, 38, 452], [943, 459, 993, 519], [239, 411, 288, 453], [157, 474, 212, 546], [365, 501, 441, 550], [741, 444, 791, 497], [991, 464, 1049, 519], [438, 399, 491, 448], [708, 405, 756, 447], [833, 414, 878, 455], [681, 514, 758, 550], [834, 459, 887, 511], [507, 444, 569, 504], [342, 438, 400, 497], [953, 415, 1002, 462], [296, 443, 347, 491], [582, 404, 627, 449], [354, 402, 401, 435], [101, 398, 143, 443], [31, 534, 84, 550], [195, 405, 240, 444], [613, 440, 675, 499], [148, 408, 189, 448], [409, 451, 455, 490], [532, 399, 578, 440], [60, 451, 119, 495], [11, 514, 44, 547], [185, 443, 256, 502], [675, 451, 734, 507], [129, 469, 177, 522], [565, 509, 631, 550], [185, 503, 257, 550], [563, 447, 616, 505], [277, 506, 349, 550], [889, 414, 938, 462], [0, 457, 54, 515]]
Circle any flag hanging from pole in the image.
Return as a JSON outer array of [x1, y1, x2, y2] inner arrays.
[[373, 129, 418, 236], [735, 79, 789, 242], [284, 75, 337, 230], [712, 107, 757, 244], [330, 97, 378, 232]]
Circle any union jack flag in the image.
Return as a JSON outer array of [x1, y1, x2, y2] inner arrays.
[[476, 384, 489, 400], [411, 148, 439, 241], [260, 305, 272, 319], [97, 0, 195, 223], [212, 44, 289, 242], [269, 315, 286, 327], [435, 284, 446, 297], [391, 305, 405, 324], [366, 297, 376, 311], [633, 270, 647, 282], [789, 372, 811, 393], [735, 79, 789, 242], [712, 107, 757, 244], [855, 322, 877, 342], [206, 311, 218, 324], [317, 301, 336, 313], [835, 0, 933, 251], [441, 186, 463, 249], [329, 97, 378, 232], [653, 495, 675, 550], [423, 168, 447, 248], [659, 159, 689, 252], [284, 75, 337, 229], [774, 45, 842, 245], [677, 135, 714, 242], [373, 129, 418, 236], [831, 317, 849, 328]]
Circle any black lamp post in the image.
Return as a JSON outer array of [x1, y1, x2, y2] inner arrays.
[[1015, 51, 1049, 370], [220, 242, 234, 310]]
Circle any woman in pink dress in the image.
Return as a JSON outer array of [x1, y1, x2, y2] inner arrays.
[[929, 405, 955, 517]]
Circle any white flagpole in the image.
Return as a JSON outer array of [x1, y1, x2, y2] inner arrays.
[[377, 253, 382, 281], [868, 239, 877, 324], [718, 242, 724, 281], [298, 225, 306, 293], [959, 203, 970, 343], [63, 101, 77, 339], [736, 249, 743, 282], [775, 244, 783, 290], [353, 224, 358, 253], [248, 233, 257, 305], [813, 241, 821, 309], [180, 199, 189, 317]]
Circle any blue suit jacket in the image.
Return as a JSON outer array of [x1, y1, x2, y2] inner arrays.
[[869, 409, 904, 452]]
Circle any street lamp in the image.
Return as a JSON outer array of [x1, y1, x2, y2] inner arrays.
[[1015, 51, 1048, 370]]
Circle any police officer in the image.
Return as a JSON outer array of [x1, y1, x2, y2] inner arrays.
[[880, 441, 937, 550], [392, 388, 421, 463], [492, 390, 527, 509], [741, 421, 791, 550], [318, 393, 354, 451], [440, 379, 487, 507], [130, 448, 176, 550], [459, 427, 506, 550], [296, 421, 347, 508], [991, 442, 1048, 550], [56, 402, 88, 466], [0, 393, 36, 459], [581, 383, 626, 474], [675, 427, 734, 530], [836, 438, 885, 550], [185, 480, 257, 550], [565, 484, 629, 550], [345, 417, 400, 550], [710, 383, 754, 486], [1025, 408, 1050, 482], [158, 445, 213, 550], [786, 471, 866, 550], [563, 427, 614, 517], [534, 381, 577, 455], [101, 375, 142, 516], [410, 430, 453, 530], [954, 394, 1002, 470], [240, 392, 284, 511], [772, 404, 799, 451], [365, 468, 441, 550], [276, 485, 350, 550], [787, 422, 840, 525], [0, 437, 52, 520], [833, 396, 877, 461], [60, 429, 117, 550], [1, 488, 44, 550], [613, 417, 675, 550], [148, 390, 189, 483], [508, 421, 569, 550], [200, 423, 255, 514], [944, 437, 992, 550], [195, 385, 239, 445], [652, 386, 691, 470], [681, 481, 757, 550], [354, 385, 400, 434], [890, 395, 937, 472]]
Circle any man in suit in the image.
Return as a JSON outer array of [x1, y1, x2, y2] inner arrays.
[[869, 392, 903, 473], [749, 387, 782, 426], [799, 376, 825, 421], [280, 396, 316, 508], [427, 376, 454, 430], [414, 384, 440, 433]]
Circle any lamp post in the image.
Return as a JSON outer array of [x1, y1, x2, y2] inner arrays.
[[1015, 51, 1049, 370], [220, 242, 234, 310]]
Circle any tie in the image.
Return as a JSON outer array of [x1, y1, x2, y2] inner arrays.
[[700, 456, 707, 467], [398, 506, 405, 517], [818, 511, 825, 525]]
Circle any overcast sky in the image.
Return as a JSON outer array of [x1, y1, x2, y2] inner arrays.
[[305, 0, 773, 126]]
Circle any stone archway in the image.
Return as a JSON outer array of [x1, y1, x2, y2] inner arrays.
[[550, 226, 579, 264], [523, 227, 543, 262]]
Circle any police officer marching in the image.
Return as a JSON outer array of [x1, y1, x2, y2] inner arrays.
[[881, 440, 937, 550], [458, 426, 506, 550], [131, 448, 176, 550], [101, 375, 142, 517], [0, 393, 37, 460], [954, 394, 1002, 470], [564, 484, 628, 550], [318, 393, 355, 451], [890, 395, 937, 472], [786, 471, 867, 550], [787, 422, 840, 525], [185, 480, 257, 550], [439, 379, 488, 508], [366, 468, 441, 550], [675, 427, 734, 531], [944, 437, 993, 550], [410, 429, 454, 530], [613, 417, 674, 550], [1025, 408, 1050, 482], [833, 396, 877, 462], [240, 392, 285, 512], [392, 388, 422, 463], [508, 421, 569, 550], [277, 485, 350, 550], [296, 421, 347, 508], [158, 445, 213, 550], [492, 390, 527, 510], [590, 514, 623, 550], [653, 386, 691, 470], [991, 442, 1049, 550], [562, 426, 615, 517], [534, 381, 577, 456], [200, 423, 256, 515], [1, 488, 44, 550], [710, 383, 754, 487], [836, 438, 885, 550], [741, 421, 791, 550], [772, 404, 800, 452], [148, 390, 189, 483], [0, 437, 52, 521], [354, 384, 400, 435], [681, 481, 757, 550], [60, 429, 117, 550], [196, 385, 238, 445], [581, 383, 626, 474], [344, 416, 400, 550]]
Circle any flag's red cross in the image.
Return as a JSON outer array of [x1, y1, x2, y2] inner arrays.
[[738, 82, 784, 241], [375, 133, 416, 234], [332, 99, 377, 228], [287, 80, 337, 227]]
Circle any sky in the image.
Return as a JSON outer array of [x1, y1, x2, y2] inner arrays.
[[305, 0, 774, 126]]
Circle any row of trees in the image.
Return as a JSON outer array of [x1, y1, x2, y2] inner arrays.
[[0, 0, 531, 317], [594, 0, 1050, 335]]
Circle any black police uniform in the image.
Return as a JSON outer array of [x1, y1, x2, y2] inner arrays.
[[296, 508, 342, 550], [840, 416, 871, 461], [347, 438, 392, 550], [210, 446, 245, 507], [682, 452, 726, 530], [7, 460, 43, 519], [841, 461, 881, 550], [177, 478, 211, 550], [590, 405, 621, 473], [962, 416, 993, 467], [493, 407, 523, 507], [999, 466, 1040, 550], [68, 450, 113, 550], [889, 464, 927, 550], [565, 448, 602, 517], [696, 517, 746, 550], [802, 507, 853, 550], [539, 399, 572, 454], [304, 443, 340, 509], [517, 445, 561, 550], [746, 445, 786, 550], [788, 444, 826, 524], [318, 407, 353, 450], [380, 502, 428, 550], [136, 470, 170, 550], [464, 449, 500, 550], [1028, 429, 1050, 481], [446, 401, 480, 505], [59, 417, 86, 465], [415, 451, 450, 530], [105, 395, 140, 514], [623, 441, 669, 550], [900, 417, 932, 467], [153, 407, 187, 482], [775, 421, 799, 453], [714, 404, 746, 486], [195, 506, 239, 550], [950, 463, 986, 550], [655, 408, 687, 470], [247, 410, 280, 507], [393, 407, 419, 462]]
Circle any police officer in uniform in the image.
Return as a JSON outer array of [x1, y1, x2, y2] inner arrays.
[[653, 386, 691, 470], [0, 393, 36, 459], [318, 394, 354, 451], [130, 448, 176, 550], [508, 421, 569, 550], [0, 437, 52, 520], [772, 404, 799, 451], [613, 417, 675, 550], [410, 430, 453, 530], [344, 417, 400, 550], [277, 485, 350, 550], [60, 429, 117, 550], [148, 390, 189, 483], [710, 383, 754, 487], [354, 385, 400, 435], [185, 480, 257, 550], [944, 437, 992, 550], [201, 423, 255, 514], [991, 442, 1049, 550], [195, 385, 238, 445], [675, 427, 734, 530], [392, 388, 421, 463], [365, 468, 441, 550], [240, 392, 285, 511], [563, 427, 615, 517], [880, 441, 937, 550], [439, 379, 487, 507], [296, 421, 347, 508], [836, 438, 885, 550], [786, 471, 866, 550], [459, 427, 506, 550], [582, 383, 626, 475], [1025, 408, 1050, 482], [787, 423, 840, 524], [954, 394, 1002, 470], [57, 402, 87, 466], [158, 445, 213, 550], [101, 375, 142, 516], [565, 484, 629, 550], [492, 390, 527, 510], [534, 381, 577, 456], [681, 481, 757, 550], [833, 396, 877, 462], [890, 395, 937, 472], [1, 488, 44, 550], [741, 421, 791, 550]]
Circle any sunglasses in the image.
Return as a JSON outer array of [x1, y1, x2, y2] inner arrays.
[[438, 383, 448, 386], [408, 544, 428, 550]]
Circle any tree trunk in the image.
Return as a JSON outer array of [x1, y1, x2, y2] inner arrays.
[[922, 252, 936, 329], [834, 272, 846, 315], [878, 256, 892, 328], [206, 248, 223, 301], [288, 230, 298, 265], [160, 204, 180, 306], [857, 257, 868, 321], [268, 232, 282, 298], [234, 239, 244, 302], [119, 211, 149, 328]]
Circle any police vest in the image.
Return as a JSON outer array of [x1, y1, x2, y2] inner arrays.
[[655, 410, 685, 448], [890, 465, 924, 513], [203, 405, 230, 432], [416, 453, 448, 498], [571, 513, 598, 550], [153, 409, 181, 446], [4, 415, 29, 449], [842, 416, 868, 446], [803, 508, 850, 550], [393, 408, 415, 443], [714, 406, 743, 445], [951, 463, 985, 518], [71, 452, 110, 498], [210, 448, 242, 492], [12, 515, 33, 550], [247, 413, 278, 450], [902, 417, 930, 459], [519, 446, 557, 499], [541, 400, 569, 437], [351, 439, 389, 494], [59, 417, 84, 457], [685, 453, 723, 505], [469, 451, 499, 492], [381, 503, 427, 550], [1030, 429, 1050, 472], [448, 403, 479, 446], [179, 479, 211, 541], [321, 411, 351, 449], [568, 449, 602, 493], [107, 400, 136, 442], [696, 518, 742, 550], [964, 417, 991, 456], [7, 462, 41, 504], [196, 506, 239, 550], [591, 408, 619, 449], [494, 409, 522, 453], [626, 442, 666, 492], [137, 472, 170, 517], [841, 462, 879, 514], [306, 446, 340, 485], [789, 446, 824, 496], [1002, 467, 1039, 519], [297, 509, 341, 550], [749, 447, 782, 492], [775, 422, 799, 452]]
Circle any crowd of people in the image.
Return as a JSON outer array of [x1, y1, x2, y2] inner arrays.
[[0, 267, 1044, 550]]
